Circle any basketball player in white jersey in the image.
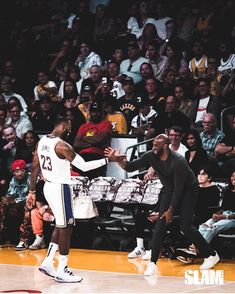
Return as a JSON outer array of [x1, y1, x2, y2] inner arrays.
[[26, 116, 125, 283]]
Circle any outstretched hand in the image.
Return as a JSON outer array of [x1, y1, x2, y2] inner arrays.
[[104, 147, 127, 163]]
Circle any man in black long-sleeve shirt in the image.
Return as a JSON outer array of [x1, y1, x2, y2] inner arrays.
[[105, 134, 219, 275]]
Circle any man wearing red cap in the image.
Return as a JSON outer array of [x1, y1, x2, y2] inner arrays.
[[0, 159, 30, 246]]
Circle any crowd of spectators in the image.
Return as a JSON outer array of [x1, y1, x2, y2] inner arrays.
[[0, 0, 235, 251]]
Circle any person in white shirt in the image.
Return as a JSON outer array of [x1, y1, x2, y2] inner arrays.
[[218, 41, 235, 79], [6, 102, 33, 140], [191, 78, 220, 132], [120, 41, 148, 84], [168, 126, 188, 157], [152, 2, 172, 41], [33, 71, 58, 102], [1, 76, 28, 113], [74, 40, 102, 79]]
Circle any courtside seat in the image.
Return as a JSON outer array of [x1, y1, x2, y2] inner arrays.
[[120, 218, 135, 228], [119, 217, 136, 250], [114, 202, 140, 251], [218, 227, 235, 238], [214, 227, 235, 259], [92, 201, 121, 250]]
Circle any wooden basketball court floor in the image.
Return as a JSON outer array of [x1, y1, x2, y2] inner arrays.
[[0, 247, 235, 293]]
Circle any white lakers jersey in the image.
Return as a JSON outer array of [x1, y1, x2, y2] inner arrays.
[[37, 135, 71, 184]]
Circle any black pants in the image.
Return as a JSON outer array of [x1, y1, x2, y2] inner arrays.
[[134, 211, 155, 239], [151, 189, 215, 263]]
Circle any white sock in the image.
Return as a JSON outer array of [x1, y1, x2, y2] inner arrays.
[[57, 255, 68, 274], [36, 234, 43, 241], [136, 238, 144, 249], [42, 242, 58, 265]]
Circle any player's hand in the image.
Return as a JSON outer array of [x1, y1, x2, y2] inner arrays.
[[104, 147, 126, 162]]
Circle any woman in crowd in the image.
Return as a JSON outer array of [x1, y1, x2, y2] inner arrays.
[[17, 131, 40, 169], [138, 23, 162, 56], [164, 43, 188, 74], [174, 83, 193, 119], [59, 78, 79, 102], [194, 165, 221, 224], [184, 129, 208, 175]]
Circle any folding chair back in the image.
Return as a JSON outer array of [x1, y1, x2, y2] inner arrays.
[[141, 179, 163, 205], [114, 179, 144, 204]]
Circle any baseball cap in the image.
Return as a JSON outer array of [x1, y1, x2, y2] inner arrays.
[[137, 96, 150, 108], [89, 102, 102, 112], [12, 159, 27, 171], [83, 85, 92, 92], [81, 83, 95, 94]]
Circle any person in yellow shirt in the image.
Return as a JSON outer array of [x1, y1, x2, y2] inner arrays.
[[189, 40, 208, 80], [104, 97, 127, 135]]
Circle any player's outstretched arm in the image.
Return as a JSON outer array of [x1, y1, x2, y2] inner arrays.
[[104, 147, 127, 169], [56, 141, 126, 172]]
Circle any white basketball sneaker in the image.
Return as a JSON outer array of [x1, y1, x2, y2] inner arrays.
[[39, 263, 57, 278], [128, 247, 145, 258], [142, 250, 151, 260], [144, 262, 157, 276], [55, 266, 83, 283], [29, 238, 46, 250], [200, 252, 220, 270]]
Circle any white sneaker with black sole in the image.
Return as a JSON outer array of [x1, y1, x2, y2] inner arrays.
[[128, 247, 145, 258], [200, 252, 220, 270], [15, 241, 28, 251], [55, 266, 83, 283], [39, 263, 57, 278], [29, 239, 46, 250]]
